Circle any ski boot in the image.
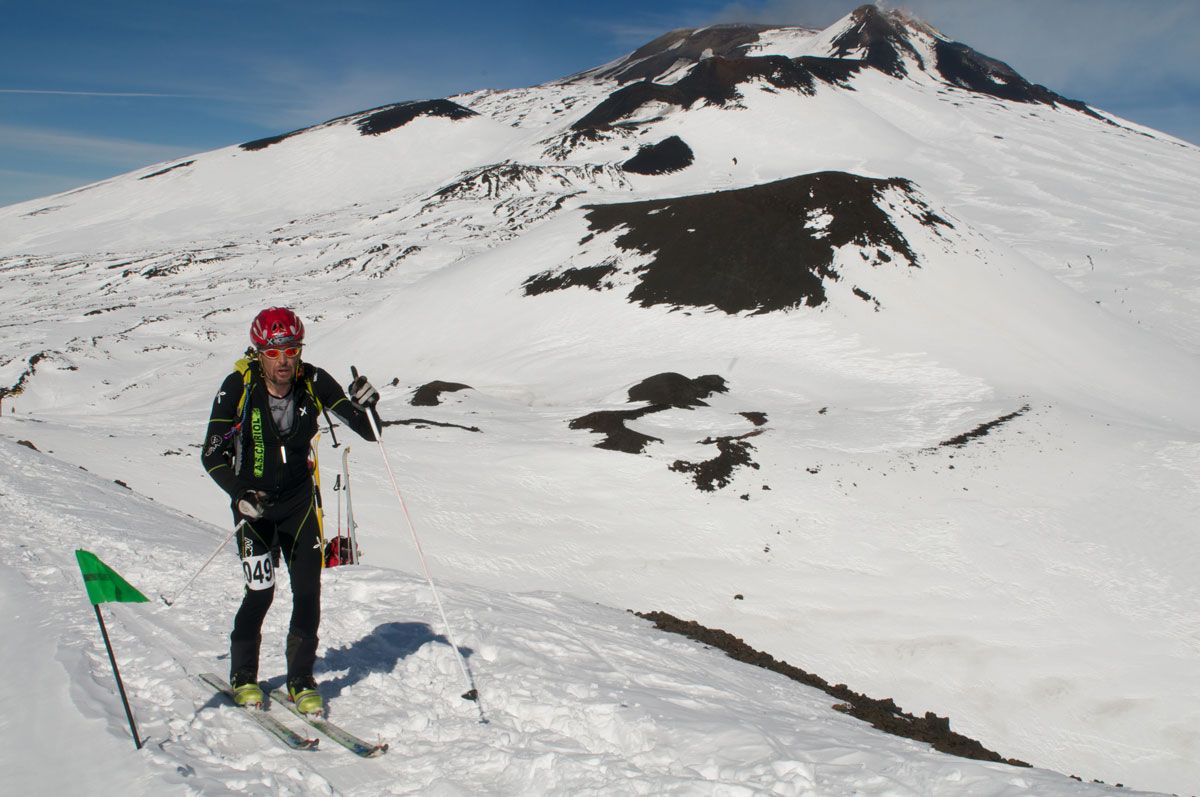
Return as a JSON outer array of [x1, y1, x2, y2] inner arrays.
[[287, 675, 323, 716], [230, 671, 264, 707]]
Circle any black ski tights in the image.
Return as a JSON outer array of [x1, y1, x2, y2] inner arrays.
[[229, 488, 322, 681]]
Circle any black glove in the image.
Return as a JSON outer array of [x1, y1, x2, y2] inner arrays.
[[348, 375, 379, 410], [237, 490, 268, 520]]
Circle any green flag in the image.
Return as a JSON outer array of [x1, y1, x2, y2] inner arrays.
[[75, 549, 148, 604]]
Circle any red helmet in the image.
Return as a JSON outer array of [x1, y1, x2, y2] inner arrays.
[[250, 307, 305, 349]]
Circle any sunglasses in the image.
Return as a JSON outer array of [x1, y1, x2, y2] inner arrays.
[[259, 346, 302, 359]]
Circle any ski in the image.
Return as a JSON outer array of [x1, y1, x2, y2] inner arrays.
[[198, 673, 319, 751], [270, 687, 388, 758]]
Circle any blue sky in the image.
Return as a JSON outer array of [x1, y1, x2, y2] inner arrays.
[[2, 0, 1197, 207]]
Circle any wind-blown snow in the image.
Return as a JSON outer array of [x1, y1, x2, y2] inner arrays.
[[1, 4, 1199, 794]]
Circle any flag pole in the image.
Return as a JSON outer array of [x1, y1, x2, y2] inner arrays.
[[91, 604, 143, 750]]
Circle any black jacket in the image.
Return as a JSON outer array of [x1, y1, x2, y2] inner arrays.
[[201, 360, 376, 501]]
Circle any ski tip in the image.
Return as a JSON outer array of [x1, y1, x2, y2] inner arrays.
[[462, 689, 479, 702], [160, 594, 173, 607]]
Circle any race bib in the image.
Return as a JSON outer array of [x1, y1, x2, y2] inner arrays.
[[242, 552, 276, 591]]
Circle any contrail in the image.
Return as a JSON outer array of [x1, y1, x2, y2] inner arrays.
[[0, 89, 190, 98]]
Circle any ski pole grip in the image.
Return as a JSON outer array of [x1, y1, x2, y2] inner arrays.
[[352, 365, 384, 439]]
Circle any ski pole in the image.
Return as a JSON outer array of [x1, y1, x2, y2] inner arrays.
[[352, 366, 480, 705], [321, 404, 341, 448], [343, 447, 360, 565], [161, 520, 246, 607]]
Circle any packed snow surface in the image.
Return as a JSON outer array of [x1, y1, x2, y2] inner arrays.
[[0, 440, 1158, 795]]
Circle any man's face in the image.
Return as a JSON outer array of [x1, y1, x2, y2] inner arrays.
[[258, 346, 301, 388]]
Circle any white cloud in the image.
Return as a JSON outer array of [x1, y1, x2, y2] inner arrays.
[[0, 124, 194, 167]]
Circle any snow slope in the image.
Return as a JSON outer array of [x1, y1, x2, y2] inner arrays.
[[2, 5, 1198, 794], [0, 439, 1155, 795]]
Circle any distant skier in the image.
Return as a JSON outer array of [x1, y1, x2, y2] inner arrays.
[[201, 307, 380, 713]]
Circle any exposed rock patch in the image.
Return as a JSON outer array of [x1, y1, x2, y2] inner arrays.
[[573, 55, 859, 131], [527, 172, 949, 314], [670, 431, 761, 491], [830, 4, 933, 78], [411, 381, 473, 407], [239, 130, 300, 152], [523, 262, 619, 295], [569, 406, 664, 454], [627, 372, 726, 407], [2, 351, 55, 400], [139, 161, 195, 180], [431, 163, 628, 202], [379, 417, 481, 433], [936, 404, 1031, 448], [588, 24, 774, 84], [568, 372, 731, 454], [636, 610, 1030, 767], [834, 5, 1103, 117], [240, 99, 477, 151], [932, 41, 1102, 118], [356, 100, 477, 136], [623, 136, 695, 175]]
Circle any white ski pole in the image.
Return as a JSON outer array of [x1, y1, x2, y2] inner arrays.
[[342, 446, 360, 565], [352, 366, 479, 703], [161, 520, 246, 607]]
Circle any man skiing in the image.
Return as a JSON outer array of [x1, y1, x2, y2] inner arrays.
[[201, 307, 380, 713]]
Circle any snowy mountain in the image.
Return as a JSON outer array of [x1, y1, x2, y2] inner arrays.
[[2, 4, 1199, 794]]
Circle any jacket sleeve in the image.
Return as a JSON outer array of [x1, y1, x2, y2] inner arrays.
[[310, 365, 378, 442], [201, 371, 247, 498]]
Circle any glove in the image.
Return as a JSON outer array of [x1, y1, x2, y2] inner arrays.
[[237, 490, 268, 520], [348, 375, 379, 410]]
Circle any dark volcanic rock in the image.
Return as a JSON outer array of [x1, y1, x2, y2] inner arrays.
[[936, 404, 1031, 448], [411, 381, 473, 407], [570, 406, 664, 454], [139, 161, 195, 180], [636, 610, 1030, 767], [834, 5, 1102, 116], [549, 171, 948, 315], [569, 373, 732, 454], [524, 262, 619, 295], [240, 99, 476, 151], [356, 100, 477, 136], [830, 4, 932, 78], [933, 42, 1102, 118], [670, 431, 761, 491], [627, 373, 727, 407], [574, 55, 832, 131], [240, 131, 300, 152], [623, 136, 695, 175], [381, 417, 481, 433], [590, 24, 774, 84]]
